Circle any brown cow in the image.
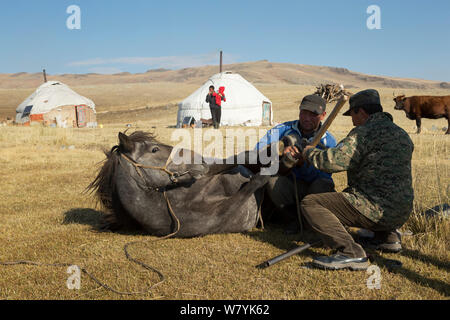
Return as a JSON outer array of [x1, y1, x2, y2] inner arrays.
[[393, 95, 450, 134]]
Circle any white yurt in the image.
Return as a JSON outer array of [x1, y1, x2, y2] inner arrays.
[[177, 72, 273, 127], [16, 81, 97, 128]]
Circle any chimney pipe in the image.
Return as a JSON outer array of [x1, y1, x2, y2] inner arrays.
[[43, 69, 47, 83]]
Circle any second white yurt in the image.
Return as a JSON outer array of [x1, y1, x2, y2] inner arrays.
[[177, 72, 273, 127], [16, 81, 97, 128]]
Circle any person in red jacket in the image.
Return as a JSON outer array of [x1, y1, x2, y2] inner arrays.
[[206, 85, 225, 129]]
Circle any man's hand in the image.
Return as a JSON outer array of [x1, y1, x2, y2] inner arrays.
[[284, 145, 302, 159], [284, 145, 304, 167], [302, 145, 314, 160]]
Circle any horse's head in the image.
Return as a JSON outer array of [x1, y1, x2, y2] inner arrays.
[[118, 131, 203, 189], [118, 131, 171, 166]]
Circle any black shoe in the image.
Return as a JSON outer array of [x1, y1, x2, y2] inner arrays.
[[360, 240, 402, 253], [375, 241, 402, 253], [361, 230, 402, 253], [312, 254, 370, 271]]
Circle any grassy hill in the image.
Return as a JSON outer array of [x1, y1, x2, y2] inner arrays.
[[1, 60, 450, 120], [1, 60, 449, 90]]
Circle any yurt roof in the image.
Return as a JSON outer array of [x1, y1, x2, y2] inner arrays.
[[16, 81, 96, 115]]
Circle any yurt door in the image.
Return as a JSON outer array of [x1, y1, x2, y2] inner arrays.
[[76, 105, 87, 128], [262, 101, 271, 126]]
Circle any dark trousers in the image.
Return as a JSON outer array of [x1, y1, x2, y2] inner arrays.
[[266, 176, 335, 225], [210, 106, 221, 129], [301, 192, 393, 258]]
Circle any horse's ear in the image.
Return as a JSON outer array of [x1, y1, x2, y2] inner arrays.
[[118, 132, 134, 153]]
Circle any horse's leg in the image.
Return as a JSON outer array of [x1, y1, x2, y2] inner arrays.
[[213, 173, 271, 231], [204, 163, 238, 176], [222, 148, 276, 174], [227, 173, 270, 205], [189, 145, 276, 177], [176, 148, 238, 177], [195, 156, 253, 177]]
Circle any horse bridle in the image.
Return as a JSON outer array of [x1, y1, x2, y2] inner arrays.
[[120, 152, 191, 191]]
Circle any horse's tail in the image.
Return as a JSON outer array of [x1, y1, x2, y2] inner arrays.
[[86, 146, 141, 231]]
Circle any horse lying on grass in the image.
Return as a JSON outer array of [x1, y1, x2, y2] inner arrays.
[[88, 131, 271, 237]]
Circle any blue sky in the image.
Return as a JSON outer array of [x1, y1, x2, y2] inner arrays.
[[0, 0, 449, 81]]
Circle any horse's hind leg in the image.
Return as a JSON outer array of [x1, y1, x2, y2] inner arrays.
[[235, 173, 271, 200], [217, 173, 271, 231]]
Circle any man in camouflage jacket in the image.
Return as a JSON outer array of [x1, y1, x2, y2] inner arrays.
[[297, 89, 414, 270]]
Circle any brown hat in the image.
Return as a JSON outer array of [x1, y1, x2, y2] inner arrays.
[[300, 95, 327, 114], [343, 89, 381, 116]]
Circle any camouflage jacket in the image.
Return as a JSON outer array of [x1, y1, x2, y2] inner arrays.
[[304, 112, 414, 228]]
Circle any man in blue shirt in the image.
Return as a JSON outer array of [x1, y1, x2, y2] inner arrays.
[[256, 95, 337, 234]]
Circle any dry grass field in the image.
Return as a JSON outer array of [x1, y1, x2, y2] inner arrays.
[[0, 80, 449, 300]]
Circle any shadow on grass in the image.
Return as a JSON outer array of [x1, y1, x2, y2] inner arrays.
[[369, 251, 450, 297], [62, 208, 147, 236], [63, 208, 103, 228], [401, 248, 450, 272]]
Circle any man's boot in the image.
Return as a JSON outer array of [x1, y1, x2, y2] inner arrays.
[[360, 230, 402, 253], [373, 230, 402, 253]]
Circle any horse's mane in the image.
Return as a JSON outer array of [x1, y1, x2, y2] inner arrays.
[[127, 131, 157, 143], [86, 131, 164, 231], [132, 131, 172, 145]]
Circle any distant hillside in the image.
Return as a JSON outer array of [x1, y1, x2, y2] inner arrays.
[[0, 60, 449, 89]]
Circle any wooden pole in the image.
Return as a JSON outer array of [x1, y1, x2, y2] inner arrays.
[[220, 51, 223, 73], [43, 69, 47, 83], [277, 96, 349, 156], [309, 96, 348, 147]]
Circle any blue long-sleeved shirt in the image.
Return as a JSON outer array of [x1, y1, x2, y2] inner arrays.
[[255, 120, 337, 182]]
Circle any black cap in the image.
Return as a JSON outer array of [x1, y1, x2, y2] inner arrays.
[[300, 95, 327, 114], [343, 89, 381, 116]]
